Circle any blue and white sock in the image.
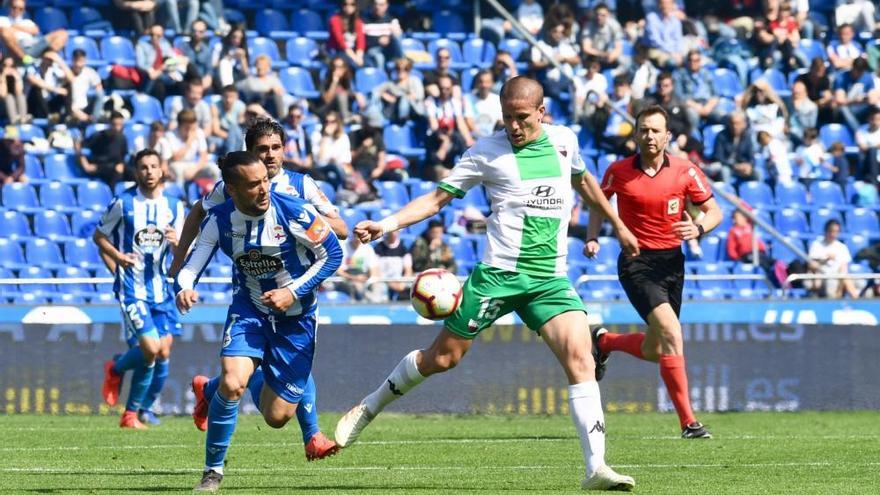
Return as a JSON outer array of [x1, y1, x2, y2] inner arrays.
[[296, 374, 320, 443], [205, 392, 240, 471], [125, 362, 155, 413], [204, 375, 220, 405], [141, 358, 169, 411]]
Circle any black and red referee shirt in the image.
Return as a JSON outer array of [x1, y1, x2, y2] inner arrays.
[[600, 153, 713, 250]]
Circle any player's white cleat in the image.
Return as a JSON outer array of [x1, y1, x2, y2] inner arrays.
[[581, 464, 635, 491], [334, 403, 375, 448]]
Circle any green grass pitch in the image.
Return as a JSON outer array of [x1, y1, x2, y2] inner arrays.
[[1, 412, 879, 494]]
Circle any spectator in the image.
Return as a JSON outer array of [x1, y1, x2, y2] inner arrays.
[[834, 0, 875, 34], [159, 0, 198, 35], [757, 130, 794, 187], [425, 74, 471, 180], [409, 219, 457, 273], [741, 80, 787, 140], [318, 55, 366, 123], [337, 233, 380, 300], [464, 70, 503, 140], [827, 23, 863, 71], [210, 84, 246, 154], [236, 54, 287, 118], [423, 47, 461, 99], [794, 128, 832, 181], [796, 57, 834, 124], [328, 0, 366, 69], [0, 55, 28, 124], [351, 111, 400, 182], [827, 141, 851, 187], [726, 210, 786, 288], [489, 50, 518, 93], [283, 104, 312, 172], [855, 107, 880, 184], [529, 18, 579, 98], [761, 1, 805, 70], [0, 0, 68, 65], [788, 79, 818, 145], [645, 0, 686, 68], [24, 51, 72, 122], [363, 0, 403, 69], [629, 42, 659, 100], [594, 74, 636, 156], [200, 0, 231, 35], [808, 219, 860, 298], [581, 3, 625, 68], [178, 19, 214, 91], [168, 78, 212, 136], [113, 0, 157, 35], [637, 71, 691, 140], [834, 57, 878, 133], [712, 110, 759, 184], [574, 55, 609, 124], [517, 0, 544, 36], [373, 230, 413, 301], [67, 49, 105, 125], [0, 128, 26, 184], [372, 57, 425, 124], [135, 23, 185, 101], [675, 49, 723, 129], [140, 120, 174, 174], [78, 111, 128, 187], [311, 111, 352, 190], [167, 108, 210, 187], [544, 3, 578, 44], [215, 27, 249, 88]]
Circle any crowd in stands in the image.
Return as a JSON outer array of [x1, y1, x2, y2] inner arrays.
[[0, 0, 879, 304]]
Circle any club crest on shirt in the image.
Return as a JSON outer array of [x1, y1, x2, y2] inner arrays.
[[282, 185, 299, 197], [272, 225, 287, 242], [667, 198, 680, 215]]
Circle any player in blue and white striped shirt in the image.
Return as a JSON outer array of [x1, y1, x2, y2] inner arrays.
[[175, 151, 342, 492], [95, 149, 185, 429], [170, 119, 347, 460]]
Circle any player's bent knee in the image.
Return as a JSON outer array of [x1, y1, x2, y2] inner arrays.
[[219, 376, 248, 400], [262, 413, 292, 429]]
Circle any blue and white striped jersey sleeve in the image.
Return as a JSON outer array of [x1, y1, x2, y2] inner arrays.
[[201, 180, 227, 211], [96, 197, 123, 239], [302, 174, 338, 216], [175, 214, 220, 293], [285, 204, 342, 299]]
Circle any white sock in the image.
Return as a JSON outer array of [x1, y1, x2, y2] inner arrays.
[[569, 381, 606, 478], [205, 465, 223, 475], [363, 350, 425, 414]]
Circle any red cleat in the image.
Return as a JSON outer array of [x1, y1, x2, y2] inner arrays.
[[305, 432, 340, 461], [119, 410, 148, 430], [102, 359, 122, 406], [192, 375, 209, 432]]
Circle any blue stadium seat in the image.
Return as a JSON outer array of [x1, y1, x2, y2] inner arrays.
[[798, 39, 827, 62], [427, 39, 467, 69], [248, 37, 287, 68], [749, 67, 790, 98], [694, 262, 732, 292], [818, 123, 856, 153], [354, 67, 389, 95], [462, 38, 496, 68], [316, 180, 336, 204], [70, 209, 101, 238], [701, 124, 725, 159], [846, 208, 879, 236], [34, 7, 68, 33], [64, 238, 102, 270], [68, 7, 113, 36], [731, 263, 760, 289], [57, 266, 96, 298], [278, 67, 320, 99], [449, 236, 477, 263], [78, 182, 113, 211], [457, 67, 479, 92], [432, 10, 467, 39], [383, 124, 426, 161], [100, 36, 137, 66], [23, 154, 44, 181], [162, 95, 183, 121], [130, 94, 165, 124], [124, 122, 151, 153], [290, 9, 328, 40], [809, 181, 845, 208], [584, 263, 618, 292], [774, 208, 809, 237], [809, 208, 843, 233], [597, 154, 617, 179], [594, 236, 620, 266], [0, 210, 32, 240], [254, 8, 295, 38], [25, 238, 66, 269], [400, 37, 426, 53], [455, 186, 489, 212], [738, 181, 775, 210], [699, 234, 723, 261], [376, 181, 409, 209], [65, 35, 104, 65], [712, 68, 743, 99], [498, 38, 527, 62], [340, 208, 368, 230], [18, 266, 55, 297], [43, 153, 85, 183], [318, 290, 351, 304], [34, 210, 73, 241], [17, 124, 46, 144], [2, 183, 40, 213], [775, 182, 809, 208], [568, 238, 588, 267], [39, 182, 79, 213], [0, 238, 26, 270], [846, 233, 870, 254], [285, 37, 321, 69]]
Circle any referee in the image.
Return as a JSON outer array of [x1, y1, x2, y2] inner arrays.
[[586, 105, 723, 439]]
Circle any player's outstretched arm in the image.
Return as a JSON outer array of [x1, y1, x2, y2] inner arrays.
[[321, 212, 349, 240], [573, 172, 639, 257], [174, 215, 220, 313], [169, 200, 206, 277], [93, 229, 137, 272], [354, 189, 456, 243]]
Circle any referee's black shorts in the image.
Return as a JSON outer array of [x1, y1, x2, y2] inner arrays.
[[617, 247, 684, 323]]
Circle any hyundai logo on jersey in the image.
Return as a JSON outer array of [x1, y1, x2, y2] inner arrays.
[[531, 185, 555, 197]]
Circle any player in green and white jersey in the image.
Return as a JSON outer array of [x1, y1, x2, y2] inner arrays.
[[336, 77, 639, 491]]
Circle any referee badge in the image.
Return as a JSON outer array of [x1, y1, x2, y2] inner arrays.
[[667, 198, 680, 215]]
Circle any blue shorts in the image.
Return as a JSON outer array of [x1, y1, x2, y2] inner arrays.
[[121, 298, 173, 346], [220, 301, 316, 405]]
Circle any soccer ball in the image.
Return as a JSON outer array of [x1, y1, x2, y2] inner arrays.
[[410, 269, 463, 320]]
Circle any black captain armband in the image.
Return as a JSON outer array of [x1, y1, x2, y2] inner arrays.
[[696, 224, 705, 238]]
